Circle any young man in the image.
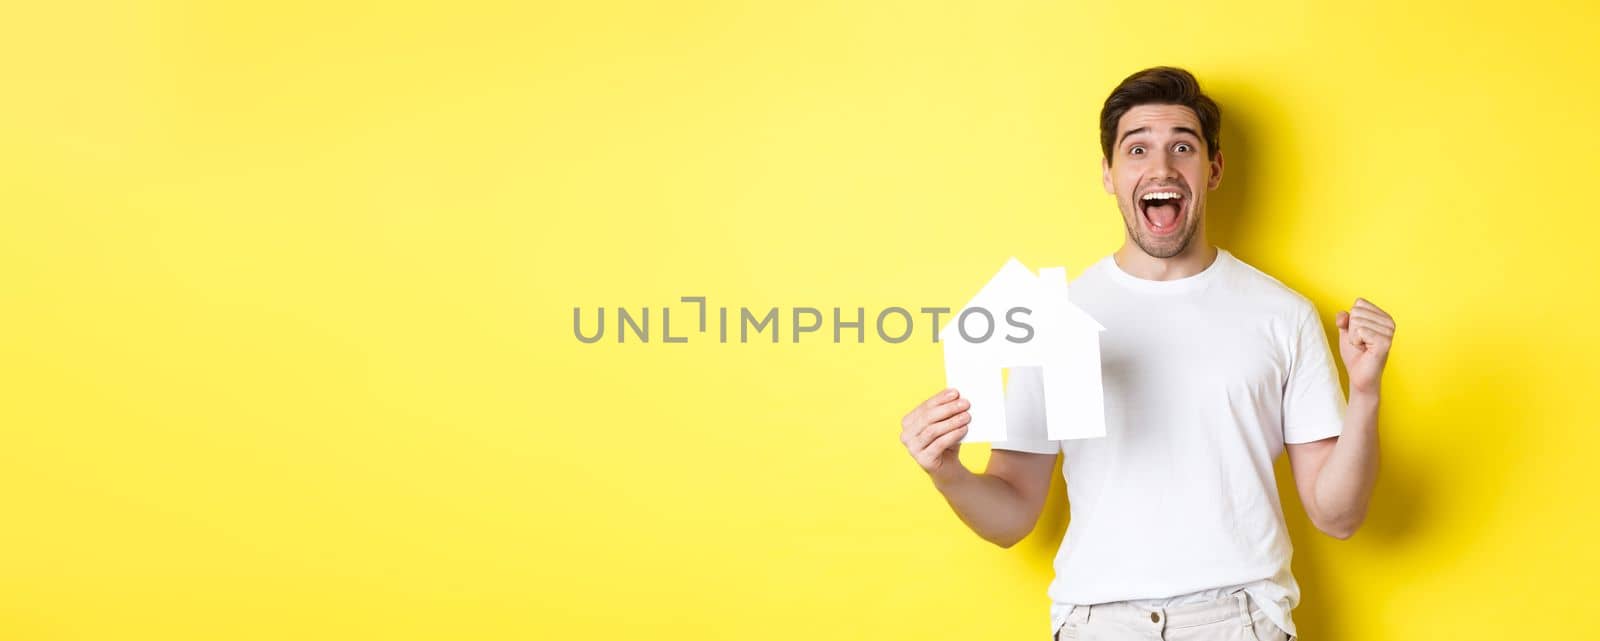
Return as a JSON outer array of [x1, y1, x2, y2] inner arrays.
[[898, 67, 1395, 641]]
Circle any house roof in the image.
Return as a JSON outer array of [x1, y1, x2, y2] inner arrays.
[[938, 258, 1105, 340]]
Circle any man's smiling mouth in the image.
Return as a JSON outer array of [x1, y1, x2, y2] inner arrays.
[[1138, 189, 1186, 235]]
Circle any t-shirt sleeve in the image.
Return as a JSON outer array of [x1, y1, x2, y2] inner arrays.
[[989, 366, 1060, 455], [1283, 302, 1348, 444]]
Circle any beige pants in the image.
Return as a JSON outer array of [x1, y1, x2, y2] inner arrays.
[[1053, 591, 1293, 641]]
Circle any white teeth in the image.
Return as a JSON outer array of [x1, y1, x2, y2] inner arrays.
[[1141, 191, 1182, 201]]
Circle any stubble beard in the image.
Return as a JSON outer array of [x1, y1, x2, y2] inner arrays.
[[1122, 200, 1199, 259]]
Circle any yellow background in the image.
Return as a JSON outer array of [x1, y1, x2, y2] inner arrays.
[[3, 1, 1598, 639]]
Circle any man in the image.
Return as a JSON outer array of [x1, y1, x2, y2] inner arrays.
[[898, 67, 1395, 641]]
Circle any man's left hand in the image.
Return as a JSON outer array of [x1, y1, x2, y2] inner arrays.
[[1335, 298, 1395, 396]]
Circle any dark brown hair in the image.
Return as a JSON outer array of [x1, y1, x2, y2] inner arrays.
[[1099, 66, 1221, 164]]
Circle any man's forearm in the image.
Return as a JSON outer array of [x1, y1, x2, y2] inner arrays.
[[929, 465, 1034, 548], [1312, 391, 1381, 538]]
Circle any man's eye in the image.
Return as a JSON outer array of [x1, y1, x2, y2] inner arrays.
[[1129, 146, 1145, 155], [1175, 143, 1192, 153]]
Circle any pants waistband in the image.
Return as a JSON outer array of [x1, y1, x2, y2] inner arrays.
[[1066, 590, 1255, 631]]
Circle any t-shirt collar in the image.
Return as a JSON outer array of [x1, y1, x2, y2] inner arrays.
[[1101, 247, 1230, 294]]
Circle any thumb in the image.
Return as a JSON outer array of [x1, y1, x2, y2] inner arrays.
[[1336, 310, 1350, 333]]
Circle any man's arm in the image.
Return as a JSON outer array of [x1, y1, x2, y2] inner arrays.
[[1288, 392, 1379, 539], [930, 449, 1057, 548], [1287, 298, 1395, 540], [900, 388, 1057, 548]]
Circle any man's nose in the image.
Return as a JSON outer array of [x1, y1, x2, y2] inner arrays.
[[1151, 150, 1179, 177]]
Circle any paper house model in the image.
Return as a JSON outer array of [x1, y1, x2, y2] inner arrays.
[[939, 258, 1106, 443]]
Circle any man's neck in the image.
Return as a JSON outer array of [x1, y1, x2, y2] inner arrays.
[[1112, 240, 1219, 281]]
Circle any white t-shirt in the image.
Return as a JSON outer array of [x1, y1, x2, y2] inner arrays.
[[992, 248, 1347, 639]]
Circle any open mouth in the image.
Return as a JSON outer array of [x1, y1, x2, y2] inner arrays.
[[1138, 189, 1186, 236]]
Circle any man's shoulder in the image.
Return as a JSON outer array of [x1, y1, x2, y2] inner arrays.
[[1067, 254, 1119, 292], [1219, 251, 1320, 318], [1068, 254, 1113, 284]]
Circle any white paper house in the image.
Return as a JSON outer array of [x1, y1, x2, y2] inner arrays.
[[940, 258, 1107, 443]]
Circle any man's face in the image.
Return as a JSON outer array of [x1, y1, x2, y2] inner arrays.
[[1102, 104, 1224, 259]]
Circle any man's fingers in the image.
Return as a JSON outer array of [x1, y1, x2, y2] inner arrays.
[[903, 388, 961, 433], [922, 388, 958, 410], [1359, 322, 1392, 342], [918, 388, 962, 422], [1343, 319, 1363, 347], [1339, 301, 1396, 354], [911, 398, 969, 435], [1349, 305, 1389, 322], [913, 412, 971, 450], [922, 424, 969, 460], [1348, 307, 1395, 331], [1352, 298, 1396, 327], [1350, 317, 1394, 338], [916, 411, 971, 445], [902, 388, 969, 470], [1356, 327, 1390, 352], [1353, 297, 1385, 313]]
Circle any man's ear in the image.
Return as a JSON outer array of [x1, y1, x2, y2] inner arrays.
[[1208, 150, 1225, 190], [1102, 157, 1114, 194]]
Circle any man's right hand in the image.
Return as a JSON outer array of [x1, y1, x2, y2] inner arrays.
[[899, 388, 971, 480]]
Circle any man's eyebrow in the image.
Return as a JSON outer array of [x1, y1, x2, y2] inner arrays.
[[1118, 125, 1204, 148], [1117, 126, 1150, 146]]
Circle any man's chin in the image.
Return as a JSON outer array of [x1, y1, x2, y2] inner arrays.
[[1134, 229, 1193, 259]]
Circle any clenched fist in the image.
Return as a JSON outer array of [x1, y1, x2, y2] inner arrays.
[[1335, 298, 1396, 395], [900, 388, 971, 478]]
